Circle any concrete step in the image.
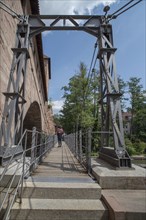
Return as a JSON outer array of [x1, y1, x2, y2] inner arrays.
[[102, 190, 146, 220], [26, 175, 95, 183], [37, 169, 86, 174], [0, 158, 30, 187], [91, 158, 146, 189], [21, 181, 101, 199], [10, 198, 108, 220], [0, 187, 17, 219], [0, 187, 15, 207], [0, 162, 22, 187], [33, 162, 86, 173]]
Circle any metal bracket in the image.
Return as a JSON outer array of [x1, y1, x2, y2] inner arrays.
[[3, 92, 27, 103]]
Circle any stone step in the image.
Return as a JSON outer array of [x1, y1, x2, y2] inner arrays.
[[91, 158, 146, 189], [21, 181, 101, 199], [32, 172, 88, 178], [0, 187, 15, 207], [35, 164, 87, 174], [0, 187, 17, 219], [10, 198, 108, 220], [26, 175, 95, 183], [0, 162, 21, 187], [0, 160, 30, 187], [102, 190, 146, 220]]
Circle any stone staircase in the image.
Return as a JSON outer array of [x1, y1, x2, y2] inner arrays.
[[9, 143, 108, 220]]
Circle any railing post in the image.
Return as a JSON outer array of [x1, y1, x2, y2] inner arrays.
[[44, 134, 47, 153], [53, 134, 55, 147], [35, 131, 39, 166], [39, 133, 43, 163], [79, 130, 82, 163], [75, 131, 77, 157], [87, 128, 92, 173], [19, 131, 27, 203], [76, 130, 79, 158], [30, 127, 36, 172]]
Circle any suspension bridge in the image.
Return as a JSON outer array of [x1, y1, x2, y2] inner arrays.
[[0, 131, 145, 220], [0, 0, 145, 219]]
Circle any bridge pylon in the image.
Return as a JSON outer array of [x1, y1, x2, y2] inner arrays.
[[98, 24, 131, 168], [0, 16, 30, 165]]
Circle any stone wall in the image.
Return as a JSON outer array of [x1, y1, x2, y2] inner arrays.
[[46, 105, 55, 135], [0, 0, 54, 137]]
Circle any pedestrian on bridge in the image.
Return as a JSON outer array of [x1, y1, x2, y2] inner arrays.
[[56, 126, 64, 147]]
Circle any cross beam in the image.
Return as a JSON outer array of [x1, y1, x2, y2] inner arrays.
[[28, 15, 102, 37]]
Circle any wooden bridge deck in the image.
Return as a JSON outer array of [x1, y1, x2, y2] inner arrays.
[[28, 142, 93, 183]]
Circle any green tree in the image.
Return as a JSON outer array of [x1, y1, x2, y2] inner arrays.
[[132, 102, 146, 142], [127, 77, 144, 137], [53, 114, 62, 126], [118, 75, 128, 110], [61, 62, 97, 133], [90, 70, 100, 151], [127, 77, 146, 145]]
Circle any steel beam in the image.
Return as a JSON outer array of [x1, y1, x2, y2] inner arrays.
[[98, 24, 131, 168], [28, 15, 102, 37], [0, 16, 30, 165]]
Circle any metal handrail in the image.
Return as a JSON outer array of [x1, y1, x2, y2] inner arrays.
[[0, 128, 55, 220], [0, 130, 28, 182], [65, 129, 92, 173]]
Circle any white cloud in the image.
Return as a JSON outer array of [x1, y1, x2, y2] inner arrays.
[[51, 99, 64, 114], [39, 0, 117, 15]]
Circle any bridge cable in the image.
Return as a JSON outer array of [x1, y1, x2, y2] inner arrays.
[[87, 41, 98, 81], [84, 1, 139, 92], [0, 0, 23, 21], [109, 0, 135, 17], [85, 41, 98, 95], [113, 0, 143, 18], [87, 52, 98, 91], [85, 42, 99, 104], [107, 0, 143, 22], [78, 41, 98, 116]]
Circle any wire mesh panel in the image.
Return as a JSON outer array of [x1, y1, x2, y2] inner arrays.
[[65, 128, 92, 173]]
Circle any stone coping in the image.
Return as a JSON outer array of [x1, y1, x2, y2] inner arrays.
[[91, 158, 146, 189]]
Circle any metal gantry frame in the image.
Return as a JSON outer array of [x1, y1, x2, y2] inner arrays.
[[0, 14, 131, 167], [0, 16, 30, 164], [98, 24, 131, 167]]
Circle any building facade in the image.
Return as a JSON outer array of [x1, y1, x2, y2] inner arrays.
[[0, 0, 55, 142]]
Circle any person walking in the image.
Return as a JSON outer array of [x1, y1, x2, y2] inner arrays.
[[56, 126, 64, 147]]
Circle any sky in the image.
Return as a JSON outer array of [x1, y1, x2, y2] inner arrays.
[[39, 0, 146, 114]]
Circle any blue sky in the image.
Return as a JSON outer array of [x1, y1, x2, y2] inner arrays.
[[39, 0, 146, 114]]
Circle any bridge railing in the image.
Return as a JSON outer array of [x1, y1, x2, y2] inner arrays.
[[0, 127, 56, 220], [64, 128, 92, 174]]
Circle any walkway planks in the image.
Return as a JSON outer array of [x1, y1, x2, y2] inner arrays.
[[28, 142, 92, 183]]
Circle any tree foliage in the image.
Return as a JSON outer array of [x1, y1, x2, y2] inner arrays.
[[60, 62, 99, 133], [118, 75, 128, 110], [54, 61, 146, 155], [127, 77, 144, 114], [127, 77, 146, 142]]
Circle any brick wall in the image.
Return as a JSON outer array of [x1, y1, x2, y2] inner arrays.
[[0, 0, 54, 136]]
